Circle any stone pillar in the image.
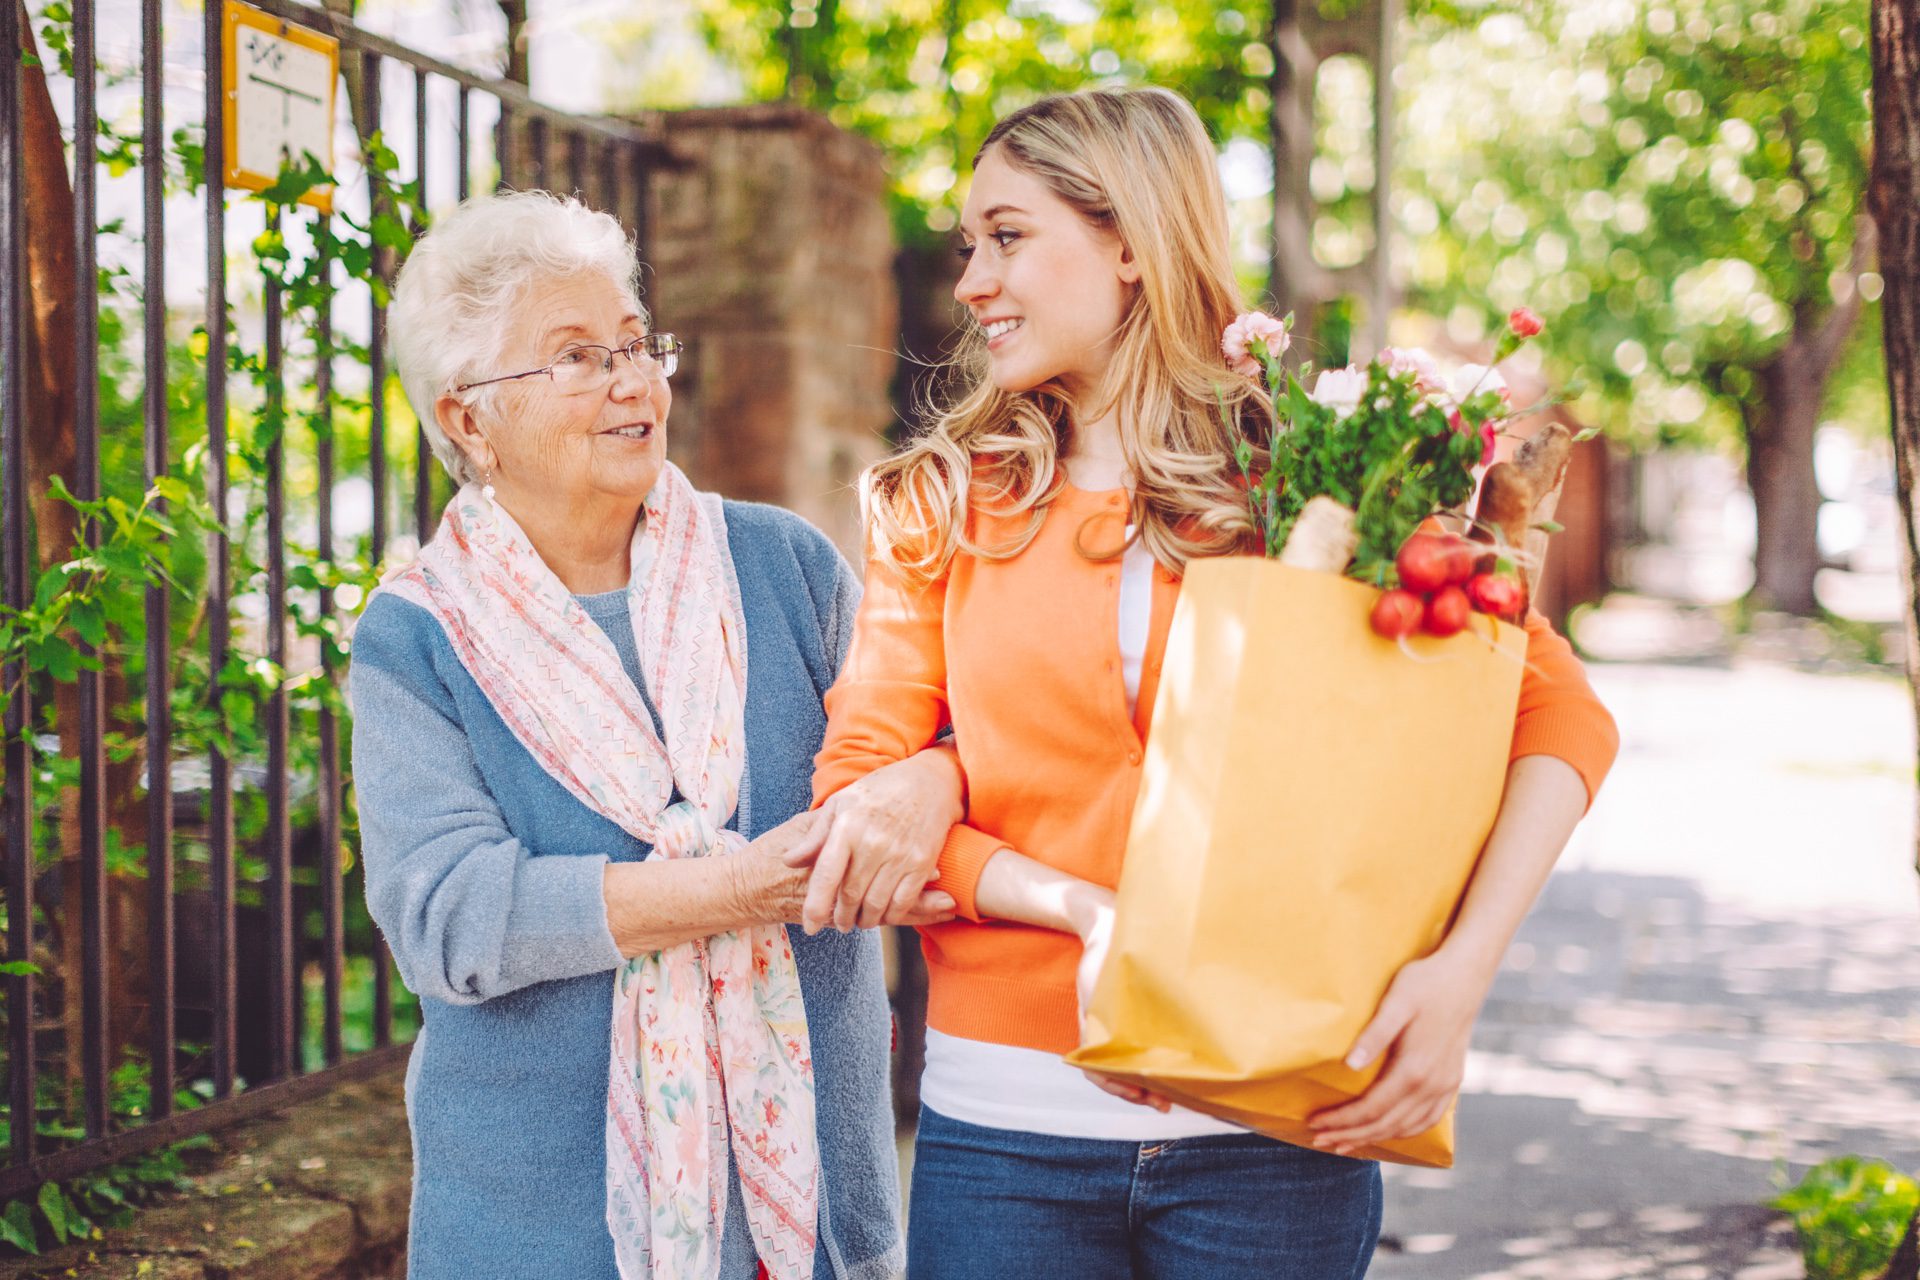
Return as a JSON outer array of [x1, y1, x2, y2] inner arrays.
[[637, 104, 898, 558]]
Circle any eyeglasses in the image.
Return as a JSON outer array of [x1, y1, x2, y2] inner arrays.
[[455, 333, 684, 395]]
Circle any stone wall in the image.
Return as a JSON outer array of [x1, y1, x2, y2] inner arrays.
[[636, 103, 900, 558]]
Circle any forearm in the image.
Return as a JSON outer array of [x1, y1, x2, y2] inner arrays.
[[1436, 754, 1590, 982], [603, 855, 778, 958], [971, 846, 1110, 936]]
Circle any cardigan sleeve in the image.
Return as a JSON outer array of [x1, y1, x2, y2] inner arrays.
[[1510, 611, 1620, 809], [811, 557, 1006, 923], [348, 598, 624, 1006]]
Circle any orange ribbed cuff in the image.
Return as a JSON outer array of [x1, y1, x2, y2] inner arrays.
[[1510, 706, 1620, 813], [932, 824, 1009, 923]]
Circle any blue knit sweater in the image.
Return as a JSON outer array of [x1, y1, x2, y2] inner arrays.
[[349, 499, 902, 1280]]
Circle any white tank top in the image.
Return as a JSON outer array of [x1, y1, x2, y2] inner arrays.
[[919, 529, 1243, 1139]]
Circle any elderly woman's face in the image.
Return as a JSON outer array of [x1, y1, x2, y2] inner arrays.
[[481, 272, 669, 510]]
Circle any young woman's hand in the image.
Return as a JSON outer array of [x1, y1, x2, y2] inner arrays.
[[1070, 885, 1174, 1113], [1304, 945, 1496, 1156], [1307, 756, 1587, 1157], [793, 746, 966, 933]]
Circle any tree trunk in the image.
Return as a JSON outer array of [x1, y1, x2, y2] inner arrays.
[[17, 0, 74, 571], [1879, 1208, 1920, 1280], [496, 0, 528, 85], [1869, 0, 1919, 877], [1744, 352, 1827, 615], [1743, 233, 1870, 615], [16, 0, 150, 1087], [1268, 0, 1318, 362]]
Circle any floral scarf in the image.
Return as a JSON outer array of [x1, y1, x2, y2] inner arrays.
[[374, 463, 818, 1280]]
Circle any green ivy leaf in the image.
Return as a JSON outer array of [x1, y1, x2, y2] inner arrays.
[[69, 600, 106, 649], [37, 1182, 69, 1245], [0, 1198, 37, 1254], [33, 636, 77, 681]]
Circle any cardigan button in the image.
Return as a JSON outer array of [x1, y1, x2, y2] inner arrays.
[[1128, 750, 1142, 765]]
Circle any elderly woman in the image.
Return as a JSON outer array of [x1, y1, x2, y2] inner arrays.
[[350, 190, 961, 1280]]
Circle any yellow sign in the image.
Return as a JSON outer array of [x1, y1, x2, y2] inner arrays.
[[223, 1, 339, 213]]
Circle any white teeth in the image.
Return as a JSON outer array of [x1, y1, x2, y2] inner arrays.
[[607, 425, 652, 439], [983, 318, 1023, 339]]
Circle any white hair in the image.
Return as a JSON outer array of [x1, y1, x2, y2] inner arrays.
[[388, 190, 645, 486]]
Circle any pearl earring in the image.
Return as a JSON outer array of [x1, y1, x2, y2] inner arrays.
[[481, 465, 496, 504]]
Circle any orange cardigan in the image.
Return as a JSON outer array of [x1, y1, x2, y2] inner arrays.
[[812, 481, 1620, 1055]]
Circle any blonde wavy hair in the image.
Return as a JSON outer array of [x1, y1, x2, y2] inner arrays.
[[865, 86, 1267, 584]]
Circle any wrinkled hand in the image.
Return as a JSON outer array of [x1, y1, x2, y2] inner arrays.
[[746, 810, 830, 923], [754, 809, 957, 928], [791, 748, 965, 933], [1307, 948, 1493, 1157], [1071, 887, 1172, 1113]]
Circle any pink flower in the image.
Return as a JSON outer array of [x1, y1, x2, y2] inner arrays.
[[1449, 409, 1498, 468], [1309, 365, 1369, 417], [1508, 307, 1543, 338], [1221, 311, 1290, 378], [1381, 346, 1444, 393]]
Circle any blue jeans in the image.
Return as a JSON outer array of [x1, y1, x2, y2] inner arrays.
[[906, 1107, 1382, 1279]]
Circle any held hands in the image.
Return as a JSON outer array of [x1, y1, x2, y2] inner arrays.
[[1069, 885, 1174, 1113], [752, 809, 956, 929], [786, 748, 966, 933], [1307, 944, 1496, 1157]]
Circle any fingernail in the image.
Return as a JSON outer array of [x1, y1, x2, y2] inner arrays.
[[1345, 1051, 1370, 1071], [932, 894, 955, 910]]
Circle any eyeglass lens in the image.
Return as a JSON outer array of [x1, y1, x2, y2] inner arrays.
[[550, 336, 681, 387]]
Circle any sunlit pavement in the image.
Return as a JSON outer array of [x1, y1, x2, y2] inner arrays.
[[1373, 655, 1920, 1278]]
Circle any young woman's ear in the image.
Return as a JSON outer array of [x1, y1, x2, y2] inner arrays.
[[1117, 241, 1143, 287]]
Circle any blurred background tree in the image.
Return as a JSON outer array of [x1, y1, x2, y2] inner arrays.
[[592, 0, 1880, 618], [1388, 0, 1876, 616]]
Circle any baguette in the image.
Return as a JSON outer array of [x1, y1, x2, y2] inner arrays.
[[1514, 424, 1573, 598], [1277, 496, 1358, 574]]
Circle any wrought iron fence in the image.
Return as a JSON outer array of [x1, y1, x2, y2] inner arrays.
[[0, 0, 664, 1201]]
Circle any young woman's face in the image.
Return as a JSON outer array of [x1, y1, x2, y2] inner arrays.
[[954, 145, 1139, 399]]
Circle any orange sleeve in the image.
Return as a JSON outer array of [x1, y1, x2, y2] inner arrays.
[[811, 557, 1005, 922], [1510, 611, 1620, 810]]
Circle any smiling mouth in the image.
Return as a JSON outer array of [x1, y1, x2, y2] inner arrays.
[[603, 424, 654, 440], [982, 318, 1024, 341]]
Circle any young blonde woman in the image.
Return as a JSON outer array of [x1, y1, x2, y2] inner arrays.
[[805, 87, 1619, 1278]]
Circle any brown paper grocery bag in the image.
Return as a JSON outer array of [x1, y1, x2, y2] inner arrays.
[[1066, 557, 1525, 1168]]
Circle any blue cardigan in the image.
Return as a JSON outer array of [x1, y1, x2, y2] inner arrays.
[[349, 499, 902, 1280]]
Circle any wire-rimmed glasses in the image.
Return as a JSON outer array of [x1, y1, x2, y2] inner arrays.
[[455, 333, 684, 395]]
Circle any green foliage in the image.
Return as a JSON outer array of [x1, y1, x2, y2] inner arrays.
[[1, 7, 427, 1192], [0, 1056, 210, 1256], [1772, 1156, 1920, 1280], [646, 0, 1274, 248], [1389, 0, 1875, 447], [1235, 331, 1495, 579]]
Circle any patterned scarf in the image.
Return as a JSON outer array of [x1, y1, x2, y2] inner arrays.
[[374, 463, 818, 1280]]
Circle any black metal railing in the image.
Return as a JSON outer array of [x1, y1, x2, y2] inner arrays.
[[0, 0, 664, 1200]]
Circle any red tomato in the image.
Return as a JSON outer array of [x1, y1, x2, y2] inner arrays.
[[1369, 588, 1425, 639], [1437, 536, 1479, 586], [1467, 572, 1525, 618], [1422, 585, 1471, 637], [1395, 535, 1451, 594]]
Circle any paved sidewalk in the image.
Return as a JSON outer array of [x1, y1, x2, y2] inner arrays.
[[1373, 658, 1920, 1279]]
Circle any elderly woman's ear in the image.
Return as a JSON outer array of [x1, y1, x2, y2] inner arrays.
[[434, 393, 494, 481]]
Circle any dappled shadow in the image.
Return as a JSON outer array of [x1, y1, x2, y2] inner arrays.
[[1372, 868, 1920, 1279]]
